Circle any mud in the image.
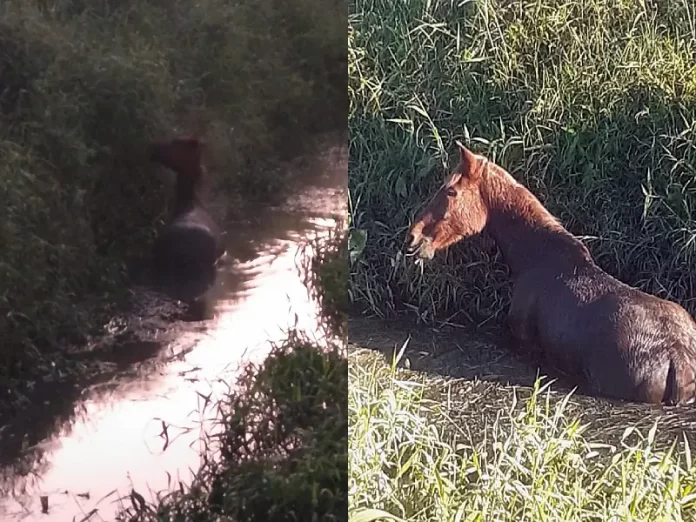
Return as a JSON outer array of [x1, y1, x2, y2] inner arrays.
[[349, 315, 696, 449]]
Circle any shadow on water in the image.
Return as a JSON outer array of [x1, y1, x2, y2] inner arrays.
[[0, 133, 347, 521], [349, 315, 696, 450]]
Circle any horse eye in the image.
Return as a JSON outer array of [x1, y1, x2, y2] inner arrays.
[[446, 188, 457, 197]]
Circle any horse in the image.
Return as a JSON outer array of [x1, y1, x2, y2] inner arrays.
[[148, 136, 226, 303], [408, 140, 696, 405]]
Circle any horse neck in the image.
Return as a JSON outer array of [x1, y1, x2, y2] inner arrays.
[[481, 170, 592, 277], [172, 166, 205, 216]]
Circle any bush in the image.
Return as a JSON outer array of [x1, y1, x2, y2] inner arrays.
[[128, 335, 348, 522], [349, 0, 696, 323], [303, 221, 349, 340]]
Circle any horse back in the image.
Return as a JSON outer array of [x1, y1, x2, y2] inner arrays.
[[524, 262, 696, 402]]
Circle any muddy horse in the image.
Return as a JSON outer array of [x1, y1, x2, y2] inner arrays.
[[408, 141, 696, 404], [148, 136, 226, 301]]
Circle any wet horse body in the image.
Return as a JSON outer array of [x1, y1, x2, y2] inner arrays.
[[409, 142, 696, 404], [149, 137, 225, 302], [491, 209, 696, 404]]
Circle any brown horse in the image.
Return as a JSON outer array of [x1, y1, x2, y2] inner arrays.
[[408, 141, 696, 405], [148, 136, 226, 301]]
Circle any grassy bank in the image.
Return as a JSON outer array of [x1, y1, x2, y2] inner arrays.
[[117, 225, 348, 521], [0, 0, 346, 373], [348, 0, 696, 322], [349, 348, 696, 522], [119, 334, 348, 522]]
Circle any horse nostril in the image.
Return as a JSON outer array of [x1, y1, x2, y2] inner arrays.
[[407, 232, 420, 253]]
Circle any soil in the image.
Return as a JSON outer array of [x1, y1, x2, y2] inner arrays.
[[349, 314, 696, 450]]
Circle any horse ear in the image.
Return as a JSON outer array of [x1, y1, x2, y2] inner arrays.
[[455, 140, 481, 180]]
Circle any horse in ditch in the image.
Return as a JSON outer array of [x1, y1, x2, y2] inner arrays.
[[408, 140, 696, 405], [148, 135, 226, 303]]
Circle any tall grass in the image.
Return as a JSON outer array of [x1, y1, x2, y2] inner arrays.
[[0, 0, 345, 369], [349, 0, 696, 323], [349, 350, 696, 522], [304, 220, 350, 340]]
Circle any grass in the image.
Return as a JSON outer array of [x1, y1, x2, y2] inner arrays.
[[348, 0, 696, 323], [349, 348, 696, 522], [348, 1, 696, 519], [117, 224, 348, 521], [304, 219, 350, 341], [0, 0, 345, 376]]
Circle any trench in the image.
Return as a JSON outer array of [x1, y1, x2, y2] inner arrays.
[[348, 314, 696, 450], [0, 136, 347, 521]]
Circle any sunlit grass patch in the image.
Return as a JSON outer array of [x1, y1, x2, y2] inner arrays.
[[349, 350, 696, 522]]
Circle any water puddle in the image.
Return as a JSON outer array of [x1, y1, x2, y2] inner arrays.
[[0, 139, 347, 521]]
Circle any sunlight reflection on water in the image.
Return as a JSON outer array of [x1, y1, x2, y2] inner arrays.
[[0, 144, 346, 521]]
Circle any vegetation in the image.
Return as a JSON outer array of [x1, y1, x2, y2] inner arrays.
[[349, 0, 696, 520], [349, 0, 696, 323], [349, 349, 696, 522], [118, 225, 348, 522], [0, 0, 345, 373], [304, 221, 350, 340]]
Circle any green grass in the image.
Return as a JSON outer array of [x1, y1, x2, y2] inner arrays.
[[348, 1, 696, 518], [303, 220, 350, 341], [0, 0, 345, 372], [117, 225, 348, 521], [349, 1, 696, 519], [349, 349, 696, 522], [348, 0, 696, 323]]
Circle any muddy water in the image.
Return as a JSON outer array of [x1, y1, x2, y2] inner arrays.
[[0, 139, 347, 521]]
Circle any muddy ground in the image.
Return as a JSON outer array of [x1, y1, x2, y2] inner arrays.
[[349, 315, 696, 450]]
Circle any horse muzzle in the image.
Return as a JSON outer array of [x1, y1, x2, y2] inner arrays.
[[407, 232, 435, 259]]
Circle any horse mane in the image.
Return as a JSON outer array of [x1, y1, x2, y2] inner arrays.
[[482, 161, 592, 257]]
